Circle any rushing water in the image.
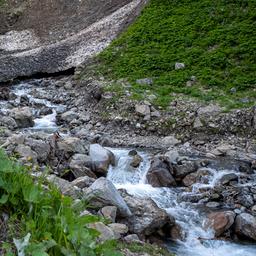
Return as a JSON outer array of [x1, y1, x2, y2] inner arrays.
[[2, 81, 256, 255], [3, 81, 66, 132], [107, 148, 256, 256]]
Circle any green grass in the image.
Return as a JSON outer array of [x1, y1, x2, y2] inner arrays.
[[0, 150, 120, 256], [0, 0, 6, 7], [97, 0, 256, 109]]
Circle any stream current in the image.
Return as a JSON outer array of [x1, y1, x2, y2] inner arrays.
[[1, 80, 256, 256]]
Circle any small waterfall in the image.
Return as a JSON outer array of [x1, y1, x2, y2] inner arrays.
[[11, 81, 65, 132], [107, 148, 256, 256]]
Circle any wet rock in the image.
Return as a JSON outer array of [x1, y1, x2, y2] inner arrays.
[[170, 223, 185, 241], [0, 87, 11, 100], [135, 104, 151, 116], [99, 206, 117, 223], [69, 154, 97, 179], [89, 144, 115, 174], [179, 192, 209, 203], [173, 160, 197, 179], [182, 172, 198, 187], [146, 157, 176, 188], [206, 211, 235, 237], [219, 173, 238, 185], [88, 222, 115, 242], [120, 191, 175, 236], [130, 154, 143, 168], [39, 107, 53, 116], [85, 177, 132, 217], [10, 107, 34, 128], [235, 213, 256, 241], [20, 95, 30, 105]]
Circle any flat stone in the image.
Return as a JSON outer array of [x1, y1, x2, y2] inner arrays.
[[135, 104, 151, 116]]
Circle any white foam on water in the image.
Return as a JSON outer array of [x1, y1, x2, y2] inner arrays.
[[10, 81, 66, 132], [107, 148, 256, 256], [33, 110, 57, 131], [191, 168, 239, 193]]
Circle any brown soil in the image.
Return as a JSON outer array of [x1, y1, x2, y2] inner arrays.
[[0, 0, 132, 43]]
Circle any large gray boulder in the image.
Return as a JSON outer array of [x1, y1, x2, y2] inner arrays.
[[0, 116, 17, 130], [120, 191, 175, 236], [89, 144, 115, 174], [85, 177, 132, 217], [25, 138, 51, 163], [173, 160, 198, 180], [10, 107, 34, 128], [15, 144, 38, 163], [69, 154, 97, 179], [235, 213, 256, 241]]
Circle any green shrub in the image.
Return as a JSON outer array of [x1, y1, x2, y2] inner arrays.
[[97, 0, 256, 109], [0, 150, 120, 256]]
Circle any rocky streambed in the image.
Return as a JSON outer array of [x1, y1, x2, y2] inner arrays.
[[1, 78, 256, 255]]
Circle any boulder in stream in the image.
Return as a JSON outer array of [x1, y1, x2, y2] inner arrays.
[[146, 157, 176, 187], [120, 191, 175, 237], [69, 154, 97, 179], [235, 213, 256, 241], [89, 144, 115, 174], [10, 107, 34, 128], [85, 177, 132, 217], [206, 211, 235, 237]]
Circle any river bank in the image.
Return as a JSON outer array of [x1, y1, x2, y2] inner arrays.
[[0, 76, 256, 255]]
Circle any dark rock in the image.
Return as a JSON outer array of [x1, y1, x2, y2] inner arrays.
[[206, 211, 235, 237], [120, 191, 175, 236], [0, 87, 10, 100], [173, 160, 197, 179], [219, 173, 238, 185], [235, 213, 256, 240], [146, 157, 176, 188]]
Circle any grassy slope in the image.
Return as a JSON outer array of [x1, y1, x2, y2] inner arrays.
[[98, 0, 256, 109]]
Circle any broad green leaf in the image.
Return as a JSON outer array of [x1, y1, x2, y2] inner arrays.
[[0, 194, 8, 204]]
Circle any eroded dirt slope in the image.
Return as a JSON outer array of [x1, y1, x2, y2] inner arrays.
[[0, 0, 147, 81]]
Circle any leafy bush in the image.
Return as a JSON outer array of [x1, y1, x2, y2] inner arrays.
[[0, 150, 120, 256]]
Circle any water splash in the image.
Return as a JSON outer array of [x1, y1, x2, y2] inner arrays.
[[107, 148, 256, 256]]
